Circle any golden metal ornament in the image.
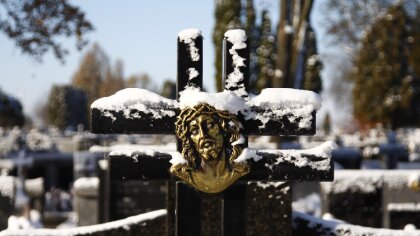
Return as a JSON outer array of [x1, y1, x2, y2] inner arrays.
[[409, 179, 420, 192], [170, 104, 250, 193]]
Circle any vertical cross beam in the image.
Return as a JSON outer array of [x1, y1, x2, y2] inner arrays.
[[176, 182, 201, 236], [174, 29, 203, 236], [177, 29, 203, 95], [222, 30, 250, 235], [223, 30, 250, 96]]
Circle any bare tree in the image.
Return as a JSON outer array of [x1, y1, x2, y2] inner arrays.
[[0, 0, 93, 62]]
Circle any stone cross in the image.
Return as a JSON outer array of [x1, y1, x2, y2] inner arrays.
[[91, 29, 334, 236]]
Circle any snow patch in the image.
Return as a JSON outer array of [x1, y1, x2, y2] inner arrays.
[[169, 151, 187, 165], [92, 86, 321, 131], [235, 141, 335, 171], [0, 210, 167, 236], [293, 211, 420, 236], [73, 177, 99, 197], [224, 29, 247, 97], [91, 88, 178, 120], [178, 28, 201, 61], [0, 176, 15, 197], [179, 87, 246, 114], [244, 88, 321, 129], [235, 148, 260, 162], [255, 182, 288, 190], [248, 88, 322, 111], [387, 203, 420, 211], [188, 68, 199, 80], [408, 172, 420, 190], [322, 170, 420, 194], [292, 193, 321, 217], [103, 143, 176, 157]]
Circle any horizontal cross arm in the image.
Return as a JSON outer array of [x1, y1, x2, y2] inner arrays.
[[108, 142, 334, 182], [90, 88, 179, 134], [91, 106, 178, 134], [91, 86, 319, 136], [91, 106, 316, 135], [241, 109, 316, 136], [240, 149, 333, 181], [109, 152, 172, 180]]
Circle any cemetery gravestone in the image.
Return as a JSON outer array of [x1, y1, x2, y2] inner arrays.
[[73, 177, 99, 226], [91, 28, 334, 236], [321, 171, 384, 228], [0, 176, 44, 230], [321, 170, 420, 229], [0, 176, 15, 230]]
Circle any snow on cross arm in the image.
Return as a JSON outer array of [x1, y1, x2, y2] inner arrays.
[[91, 88, 178, 120], [248, 88, 322, 111], [234, 141, 336, 172], [91, 85, 321, 131], [178, 86, 246, 114]]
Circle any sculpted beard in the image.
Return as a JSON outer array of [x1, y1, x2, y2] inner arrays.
[[197, 135, 223, 161]]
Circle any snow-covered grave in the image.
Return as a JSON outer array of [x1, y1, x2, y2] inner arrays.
[[0, 209, 167, 236], [89, 29, 334, 235], [321, 170, 420, 229], [0, 176, 44, 230]]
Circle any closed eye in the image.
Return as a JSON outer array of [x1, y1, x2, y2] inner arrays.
[[191, 128, 198, 135]]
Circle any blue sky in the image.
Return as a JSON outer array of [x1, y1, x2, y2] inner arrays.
[[0, 1, 283, 117], [1, 1, 347, 128]]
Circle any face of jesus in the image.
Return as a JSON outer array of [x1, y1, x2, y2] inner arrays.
[[188, 114, 224, 161]]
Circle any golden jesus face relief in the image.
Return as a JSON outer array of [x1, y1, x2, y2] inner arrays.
[[171, 104, 250, 193], [189, 114, 224, 161]]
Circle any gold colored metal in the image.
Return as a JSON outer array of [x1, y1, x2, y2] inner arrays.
[[171, 104, 250, 193], [409, 179, 420, 192]]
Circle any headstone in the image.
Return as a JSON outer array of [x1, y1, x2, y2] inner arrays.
[[321, 170, 420, 228], [320, 170, 383, 227], [73, 177, 99, 226], [0, 176, 44, 230], [0, 176, 15, 230], [382, 171, 420, 228]]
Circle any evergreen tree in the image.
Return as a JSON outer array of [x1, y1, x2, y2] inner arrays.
[[213, 0, 242, 91], [352, 5, 419, 128], [244, 0, 259, 93], [303, 25, 322, 93], [0, 88, 24, 127], [244, 0, 256, 43], [46, 85, 88, 130], [256, 10, 275, 92], [408, 7, 420, 120]]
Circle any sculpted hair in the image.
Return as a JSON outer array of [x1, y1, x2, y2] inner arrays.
[[175, 104, 249, 174]]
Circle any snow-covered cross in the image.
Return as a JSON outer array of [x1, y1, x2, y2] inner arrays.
[[91, 29, 334, 236]]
